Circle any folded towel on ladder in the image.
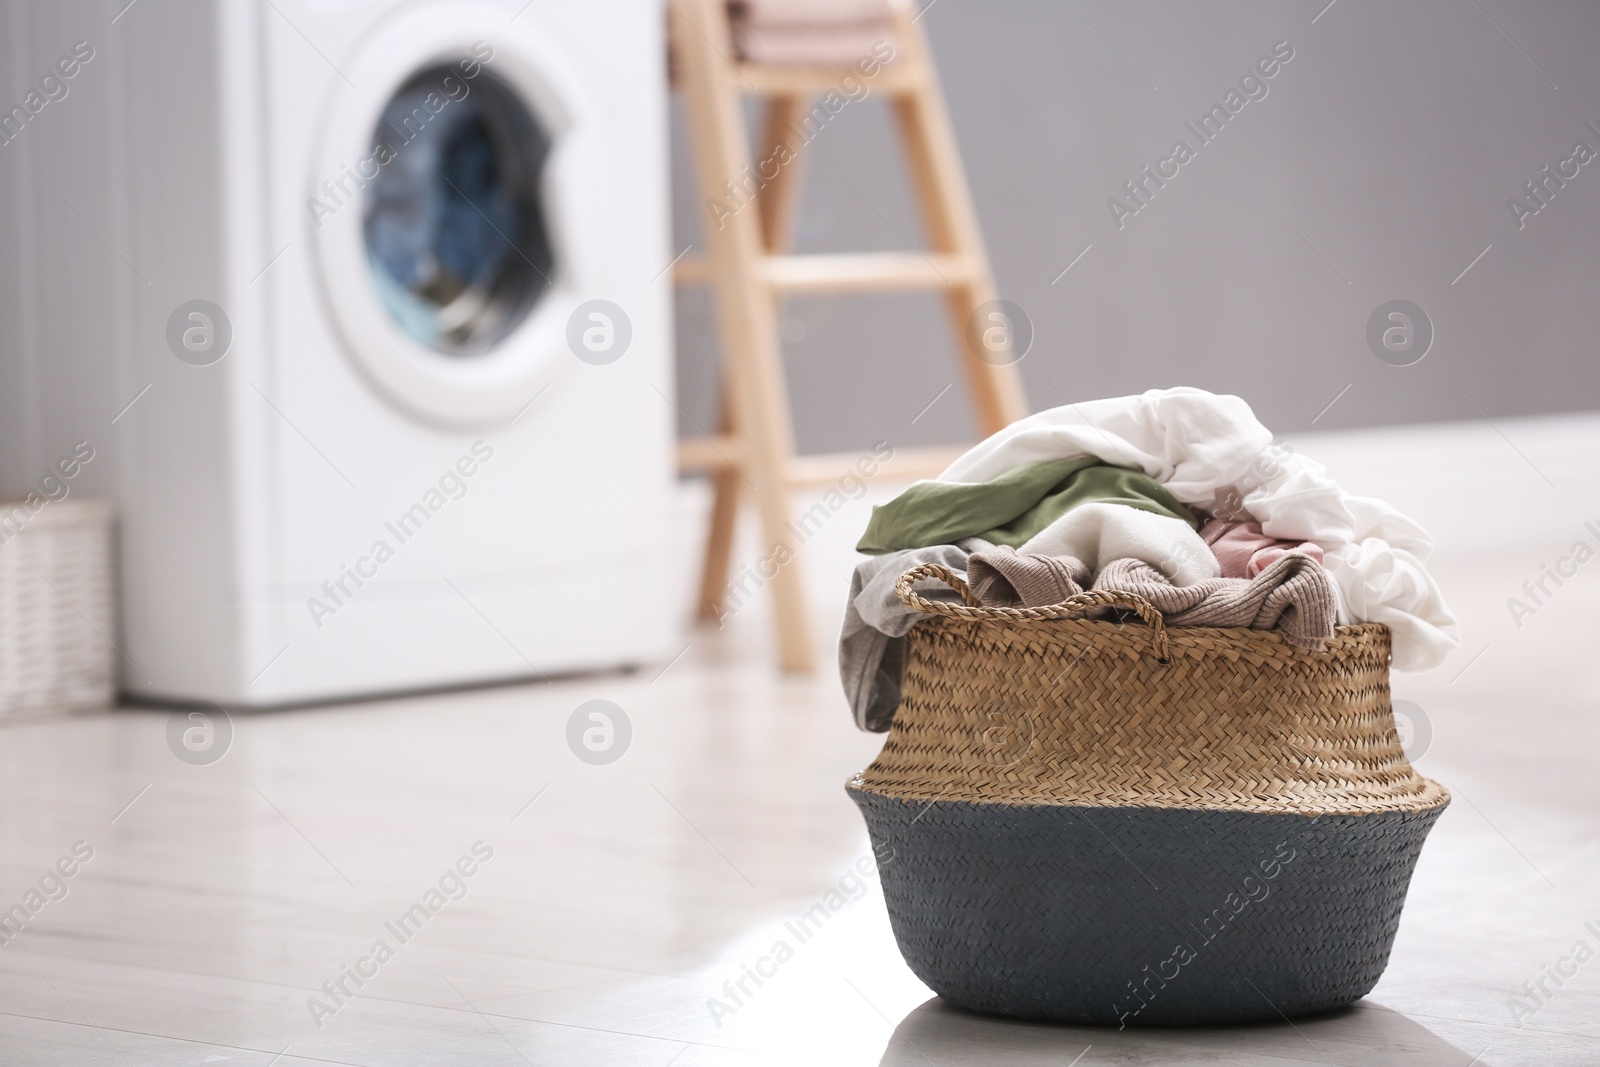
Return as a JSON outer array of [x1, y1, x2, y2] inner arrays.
[[729, 0, 896, 65]]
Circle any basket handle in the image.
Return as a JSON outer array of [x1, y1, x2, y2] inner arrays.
[[894, 562, 1170, 663]]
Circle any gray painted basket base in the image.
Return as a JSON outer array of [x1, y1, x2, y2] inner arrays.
[[850, 789, 1446, 1027]]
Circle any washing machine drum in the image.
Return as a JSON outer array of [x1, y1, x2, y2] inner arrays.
[[363, 67, 555, 357], [313, 9, 618, 428]]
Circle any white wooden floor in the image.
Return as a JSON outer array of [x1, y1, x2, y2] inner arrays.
[[2, 413, 1599, 1066]]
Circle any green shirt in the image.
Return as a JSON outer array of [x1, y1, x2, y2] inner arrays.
[[857, 457, 1198, 554]]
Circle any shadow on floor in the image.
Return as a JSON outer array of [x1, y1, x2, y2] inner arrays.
[[879, 996, 1486, 1067]]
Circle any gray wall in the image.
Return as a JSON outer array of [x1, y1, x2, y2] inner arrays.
[[670, 0, 1600, 456]]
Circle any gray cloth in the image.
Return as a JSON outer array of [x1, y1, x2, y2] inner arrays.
[[839, 540, 988, 732]]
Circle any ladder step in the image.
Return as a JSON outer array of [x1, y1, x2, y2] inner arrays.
[[675, 252, 974, 291], [757, 252, 976, 293], [679, 439, 964, 487], [786, 445, 963, 487], [735, 63, 918, 96]]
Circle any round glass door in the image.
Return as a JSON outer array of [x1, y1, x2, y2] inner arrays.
[[363, 65, 555, 356]]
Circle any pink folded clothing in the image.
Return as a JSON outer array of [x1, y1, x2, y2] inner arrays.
[[731, 22, 894, 65], [738, 0, 891, 24], [729, 0, 895, 65], [1200, 518, 1324, 579]]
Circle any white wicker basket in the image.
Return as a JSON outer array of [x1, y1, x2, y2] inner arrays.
[[0, 498, 116, 718]]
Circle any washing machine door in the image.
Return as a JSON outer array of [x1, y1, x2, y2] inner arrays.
[[310, 3, 613, 427]]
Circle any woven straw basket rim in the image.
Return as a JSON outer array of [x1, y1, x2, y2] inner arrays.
[[853, 564, 1449, 817]]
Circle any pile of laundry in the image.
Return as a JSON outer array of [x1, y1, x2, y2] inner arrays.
[[840, 388, 1459, 731]]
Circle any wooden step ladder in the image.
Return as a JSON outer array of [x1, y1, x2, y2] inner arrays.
[[670, 0, 1028, 671]]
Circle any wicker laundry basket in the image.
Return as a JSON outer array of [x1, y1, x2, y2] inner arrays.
[[848, 563, 1448, 1027], [0, 499, 117, 719]]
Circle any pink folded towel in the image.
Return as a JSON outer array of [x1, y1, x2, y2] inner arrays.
[[732, 22, 894, 65], [1199, 518, 1324, 579], [729, 0, 895, 65], [738, 0, 891, 24]]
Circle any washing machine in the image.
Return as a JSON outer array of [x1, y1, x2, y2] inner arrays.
[[0, 0, 676, 705]]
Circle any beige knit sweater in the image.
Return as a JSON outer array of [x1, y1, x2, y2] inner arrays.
[[968, 546, 1338, 649]]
